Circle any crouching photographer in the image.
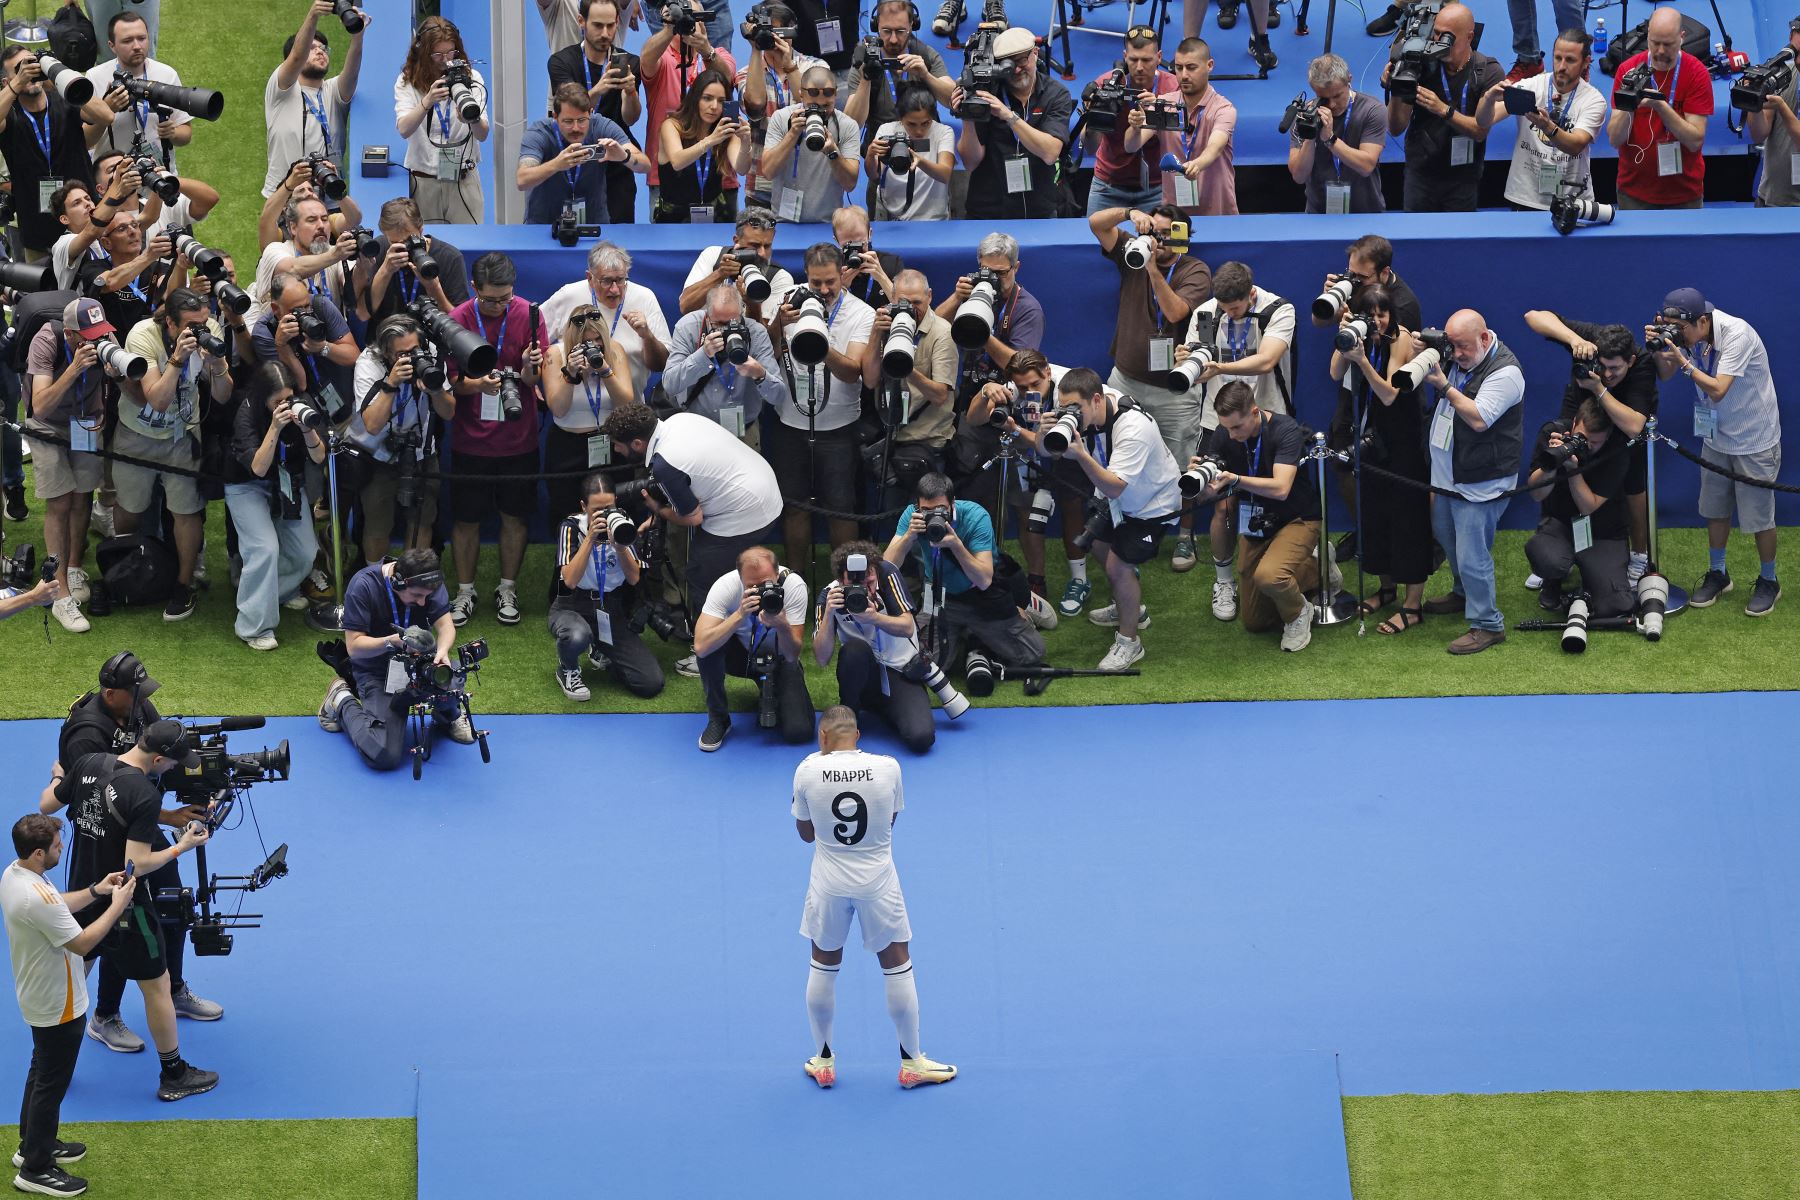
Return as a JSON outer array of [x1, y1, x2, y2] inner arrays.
[[318, 550, 477, 772], [550, 474, 664, 703], [692, 546, 814, 752], [344, 316, 458, 568], [1523, 400, 1634, 618]]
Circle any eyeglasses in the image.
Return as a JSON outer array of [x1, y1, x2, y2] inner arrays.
[[593, 275, 628, 287], [476, 293, 513, 310]]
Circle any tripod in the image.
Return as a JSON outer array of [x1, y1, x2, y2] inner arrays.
[[306, 432, 349, 633]]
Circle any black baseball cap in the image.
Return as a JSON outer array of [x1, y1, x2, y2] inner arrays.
[[137, 719, 199, 769], [98, 651, 160, 698], [1660, 287, 1713, 322]]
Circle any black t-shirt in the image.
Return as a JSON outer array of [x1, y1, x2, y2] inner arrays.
[[547, 45, 643, 138], [965, 74, 1075, 221], [58, 692, 160, 770], [53, 754, 163, 893], [1547, 314, 1660, 423], [340, 560, 453, 696], [1381, 271, 1424, 335], [0, 92, 97, 252], [1205, 411, 1319, 530], [1400, 53, 1504, 176], [787, 0, 863, 70], [845, 250, 904, 307], [364, 235, 471, 330], [1532, 420, 1632, 541]]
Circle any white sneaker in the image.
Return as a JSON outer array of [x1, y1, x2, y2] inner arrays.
[[1525, 572, 1544, 591], [1097, 633, 1145, 671], [1627, 553, 1648, 587], [441, 713, 477, 744], [1326, 540, 1344, 592], [1087, 602, 1150, 628], [674, 653, 700, 678], [88, 502, 114, 539], [557, 668, 591, 701], [318, 679, 351, 732], [50, 596, 89, 632], [1024, 591, 1058, 630], [1280, 598, 1316, 652], [449, 589, 476, 626], [281, 594, 310, 612], [242, 633, 279, 651], [65, 566, 90, 605], [1211, 580, 1239, 621]]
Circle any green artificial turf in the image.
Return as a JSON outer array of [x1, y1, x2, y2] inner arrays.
[[0, 1117, 413, 1198], [1344, 1091, 1800, 1200]]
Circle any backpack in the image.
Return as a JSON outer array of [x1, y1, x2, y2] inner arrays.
[[95, 535, 179, 607], [1601, 13, 1713, 75], [47, 4, 99, 72], [11, 292, 77, 412]]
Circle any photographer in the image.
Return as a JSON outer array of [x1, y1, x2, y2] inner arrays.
[[1605, 7, 1711, 209], [639, 0, 740, 201], [1475, 30, 1605, 210], [262, 0, 368, 198], [814, 540, 942, 753], [1016, 368, 1182, 671], [90, 215, 171, 338], [955, 27, 1075, 221], [86, 11, 193, 160], [1523, 400, 1634, 616], [42, 720, 219, 1102], [694, 545, 813, 750], [1383, 2, 1503, 212], [394, 18, 491, 224], [320, 549, 477, 769], [546, 0, 645, 224], [932, 232, 1043, 382], [832, 206, 903, 307], [664, 283, 786, 443], [518, 82, 647, 225], [251, 273, 358, 420], [844, 0, 955, 130], [1134, 37, 1238, 216], [1089, 203, 1213, 571], [883, 472, 1046, 682], [760, 64, 862, 223], [550, 473, 664, 702], [866, 84, 956, 221], [679, 208, 794, 323], [1185, 381, 1322, 652], [861, 269, 957, 472], [0, 46, 111, 255], [1522, 311, 1657, 582], [253, 190, 354, 321], [638, 0, 736, 52], [1647, 288, 1781, 616], [542, 302, 637, 521], [543, 243, 672, 400], [1747, 18, 1800, 207], [652, 70, 750, 224], [347, 315, 458, 568], [353, 198, 471, 330], [1082, 24, 1177, 216], [229, 361, 327, 650], [1287, 54, 1388, 214]]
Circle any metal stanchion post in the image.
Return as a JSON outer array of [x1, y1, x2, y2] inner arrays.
[[1643, 416, 1688, 615], [306, 436, 347, 632], [1309, 432, 1358, 625]]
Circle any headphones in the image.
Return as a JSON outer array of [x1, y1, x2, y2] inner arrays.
[[374, 314, 423, 364], [99, 651, 147, 691], [869, 0, 920, 33]]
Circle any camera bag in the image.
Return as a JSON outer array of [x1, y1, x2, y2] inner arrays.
[[95, 534, 179, 607], [47, 5, 99, 72], [1601, 13, 1712, 76]]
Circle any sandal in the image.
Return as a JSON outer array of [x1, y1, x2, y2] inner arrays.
[[1378, 607, 1423, 635], [1358, 587, 1397, 615]]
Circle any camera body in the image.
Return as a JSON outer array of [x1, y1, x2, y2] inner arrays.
[[880, 302, 920, 377], [1613, 64, 1655, 111], [288, 395, 329, 436], [1545, 428, 1590, 467], [722, 248, 773, 303], [663, 2, 700, 35], [169, 229, 226, 281], [752, 576, 785, 617], [741, 5, 798, 51], [783, 286, 831, 365], [305, 149, 347, 201], [409, 346, 446, 390], [840, 241, 870, 270], [950, 267, 1005, 348], [1280, 93, 1322, 138], [1167, 341, 1216, 393], [920, 504, 954, 544], [127, 139, 181, 204], [1, 542, 55, 595], [1335, 316, 1372, 353], [1082, 68, 1131, 132], [192, 325, 228, 359], [403, 235, 440, 280], [1121, 232, 1162, 271], [1645, 322, 1682, 351], [1570, 355, 1598, 380], [292, 308, 328, 345], [345, 226, 382, 261], [599, 507, 638, 546], [1040, 403, 1085, 455], [440, 59, 482, 123], [716, 317, 752, 364], [882, 137, 915, 175], [802, 105, 833, 153], [1731, 48, 1796, 112], [1178, 452, 1227, 497], [957, 29, 1011, 120], [1313, 278, 1354, 322], [1548, 183, 1614, 235], [1140, 97, 1185, 132], [398, 634, 491, 697], [493, 368, 524, 420], [1387, 1, 1453, 104], [168, 725, 291, 802]]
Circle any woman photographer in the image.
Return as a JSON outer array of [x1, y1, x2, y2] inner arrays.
[[542, 304, 636, 521], [1328, 286, 1431, 635], [866, 84, 955, 222], [549, 472, 664, 702], [394, 17, 490, 223], [226, 362, 327, 650], [653, 70, 749, 224]]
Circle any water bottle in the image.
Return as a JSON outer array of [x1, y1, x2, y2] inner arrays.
[[1593, 17, 1608, 58]]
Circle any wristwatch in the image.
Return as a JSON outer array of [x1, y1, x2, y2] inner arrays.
[[88, 883, 102, 899]]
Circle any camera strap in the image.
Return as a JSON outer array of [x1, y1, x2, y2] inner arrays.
[[300, 87, 335, 157], [24, 107, 52, 168]]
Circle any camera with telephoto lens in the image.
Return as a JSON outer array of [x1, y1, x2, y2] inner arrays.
[[1082, 67, 1131, 132], [662, 2, 700, 35], [1335, 317, 1373, 352], [1025, 486, 1054, 532], [599, 507, 638, 546], [1636, 572, 1669, 641], [168, 720, 290, 802], [802, 106, 832, 153], [96, 340, 147, 381], [192, 325, 227, 358], [1313, 278, 1354, 322], [493, 368, 524, 421], [963, 648, 997, 697], [287, 395, 329, 435], [331, 0, 366, 33], [1731, 48, 1796, 112], [882, 137, 915, 175], [289, 308, 327, 347], [750, 642, 781, 727], [113, 69, 224, 122], [165, 229, 227, 282], [0, 542, 55, 597], [344, 226, 381, 262], [880, 302, 919, 377], [1121, 232, 1163, 271], [1544, 428, 1590, 468], [1645, 322, 1681, 352], [440, 59, 483, 123], [1549, 183, 1615, 235], [403, 235, 440, 281], [1040, 403, 1085, 455], [1140, 96, 1184, 131], [1178, 452, 1228, 497], [35, 53, 93, 105], [213, 280, 250, 316], [297, 149, 347, 202], [957, 28, 1011, 120], [1386, 1, 1453, 104], [920, 505, 954, 544], [1561, 594, 1591, 654], [716, 317, 752, 365], [950, 267, 1004, 348], [898, 653, 969, 718], [1393, 346, 1440, 391], [741, 4, 797, 51], [1280, 93, 1323, 138], [783, 286, 831, 365], [1071, 502, 1108, 552], [722, 249, 772, 304], [1612, 63, 1656, 111], [389, 427, 425, 508], [1167, 341, 1216, 393], [409, 297, 498, 376], [615, 475, 670, 511], [126, 138, 181, 204], [752, 576, 785, 619], [409, 347, 446, 390]]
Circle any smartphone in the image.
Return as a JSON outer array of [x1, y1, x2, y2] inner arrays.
[[123, 861, 135, 881], [1502, 86, 1538, 117], [722, 98, 741, 120]]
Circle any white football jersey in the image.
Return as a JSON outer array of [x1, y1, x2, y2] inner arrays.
[[792, 749, 905, 899]]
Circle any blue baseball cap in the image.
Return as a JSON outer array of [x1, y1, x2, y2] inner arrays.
[[1660, 288, 1712, 321]]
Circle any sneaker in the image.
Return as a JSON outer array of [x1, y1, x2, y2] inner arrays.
[[242, 633, 279, 652], [898, 1054, 958, 1089], [1097, 633, 1145, 671], [10, 1143, 85, 1169], [65, 567, 90, 605], [1088, 602, 1150, 628], [11, 1164, 86, 1196], [1249, 33, 1278, 70], [162, 583, 196, 622], [1689, 569, 1732, 608], [698, 712, 730, 752], [1057, 577, 1091, 618], [1280, 598, 1316, 652], [318, 678, 351, 733], [557, 668, 591, 701], [281, 593, 311, 612], [1365, 3, 1401, 35], [1538, 582, 1565, 612], [170, 984, 223, 1021], [191, 559, 208, 589], [1024, 591, 1058, 630], [302, 568, 333, 602], [1746, 576, 1781, 617], [1505, 58, 1544, 82], [1170, 536, 1197, 573], [804, 1055, 836, 1088], [1211, 580, 1238, 621], [1627, 553, 1648, 587], [1267, 1, 1281, 27], [1336, 530, 1359, 562], [84, 1012, 143, 1053], [675, 653, 700, 678], [4, 484, 26, 522], [1216, 0, 1239, 27], [50, 597, 89, 633], [156, 1063, 219, 1102], [440, 713, 477, 744], [494, 586, 521, 625], [449, 589, 476, 626], [1524, 572, 1544, 591], [87, 502, 113, 540]]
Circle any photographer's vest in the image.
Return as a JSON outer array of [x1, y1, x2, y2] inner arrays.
[[1449, 339, 1525, 485]]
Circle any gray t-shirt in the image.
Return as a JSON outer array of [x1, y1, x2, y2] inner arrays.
[[763, 105, 862, 223], [1298, 90, 1388, 214], [1758, 76, 1800, 207]]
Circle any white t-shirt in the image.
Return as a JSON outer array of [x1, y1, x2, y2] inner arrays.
[[872, 120, 953, 221], [540, 279, 671, 401], [563, 515, 630, 592], [1107, 407, 1184, 521], [349, 349, 438, 461], [1701, 310, 1782, 456], [1502, 75, 1607, 210], [1186, 289, 1298, 428], [122, 316, 222, 439], [86, 57, 192, 159], [683, 245, 795, 325], [394, 68, 488, 175], [142, 193, 195, 242], [51, 231, 108, 292], [779, 291, 874, 432], [535, 0, 583, 52], [791, 749, 904, 899], [263, 72, 350, 197], [701, 566, 809, 648], [645, 411, 785, 537], [0, 861, 87, 1029]]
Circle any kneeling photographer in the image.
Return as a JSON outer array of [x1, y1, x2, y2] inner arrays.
[[1523, 400, 1634, 618], [550, 473, 664, 704], [692, 546, 813, 752], [345, 316, 458, 569], [882, 472, 1047, 692], [319, 550, 476, 772]]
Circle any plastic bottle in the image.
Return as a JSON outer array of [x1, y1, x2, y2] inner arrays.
[[1593, 17, 1609, 59]]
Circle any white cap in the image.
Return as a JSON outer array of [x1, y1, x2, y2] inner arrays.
[[992, 27, 1036, 58]]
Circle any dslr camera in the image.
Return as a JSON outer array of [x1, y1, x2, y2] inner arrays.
[[663, 2, 700, 35], [1280, 93, 1322, 138], [291, 308, 328, 346], [1178, 452, 1227, 497], [440, 59, 483, 123], [1544, 424, 1590, 468], [493, 368, 525, 421], [126, 136, 181, 204], [1549, 182, 1615, 235], [741, 3, 798, 50], [0, 542, 55, 598], [721, 248, 773, 303], [1387, 0, 1453, 104], [1167, 341, 1216, 393], [305, 150, 348, 201], [950, 266, 1004, 348], [879, 301, 920, 377], [782, 286, 831, 365], [715, 317, 752, 365], [1039, 403, 1085, 454], [919, 505, 954, 544], [1645, 322, 1682, 351]]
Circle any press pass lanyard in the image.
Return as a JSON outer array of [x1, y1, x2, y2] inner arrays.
[[589, 287, 626, 340], [1439, 64, 1467, 117], [1649, 56, 1681, 141], [386, 580, 411, 635], [1149, 263, 1178, 332], [1226, 314, 1250, 360], [588, 534, 613, 604], [1448, 339, 1493, 391], [584, 377, 605, 425], [302, 88, 334, 156], [561, 130, 587, 190], [479, 306, 509, 352], [25, 107, 52, 167]]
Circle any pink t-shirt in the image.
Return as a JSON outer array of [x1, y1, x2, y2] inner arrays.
[[1159, 88, 1238, 216], [1093, 68, 1178, 188], [449, 297, 548, 457], [644, 45, 740, 188]]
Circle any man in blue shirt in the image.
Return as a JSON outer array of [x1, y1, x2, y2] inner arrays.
[[516, 82, 648, 225], [882, 472, 1046, 689]]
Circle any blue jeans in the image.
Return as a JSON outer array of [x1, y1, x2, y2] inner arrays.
[[640, 1, 736, 54], [226, 482, 318, 641], [1432, 491, 1509, 632], [1508, 0, 1585, 63], [1086, 176, 1165, 217]]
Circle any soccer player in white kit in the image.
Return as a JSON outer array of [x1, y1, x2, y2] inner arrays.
[[792, 705, 956, 1090]]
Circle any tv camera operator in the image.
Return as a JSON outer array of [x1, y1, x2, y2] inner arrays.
[[1523, 399, 1635, 617], [953, 26, 1075, 221], [693, 545, 814, 751], [551, 473, 665, 703], [1382, 2, 1504, 212]]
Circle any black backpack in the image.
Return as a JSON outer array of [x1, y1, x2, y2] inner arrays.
[[95, 535, 179, 607], [47, 4, 99, 71], [1601, 13, 1713, 75], [11, 292, 78, 407]]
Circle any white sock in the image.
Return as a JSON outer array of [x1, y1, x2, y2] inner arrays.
[[884, 960, 921, 1061], [1629, 551, 1648, 564], [1068, 557, 1088, 583], [1214, 558, 1234, 584], [456, 582, 476, 595], [498, 578, 516, 593], [806, 959, 838, 1057]]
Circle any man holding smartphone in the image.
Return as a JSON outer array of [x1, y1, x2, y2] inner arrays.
[[1475, 29, 1606, 210], [517, 83, 649, 224]]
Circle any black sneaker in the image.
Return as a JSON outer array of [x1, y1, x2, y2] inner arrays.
[[11, 1164, 86, 1196], [1745, 576, 1781, 617], [156, 1062, 219, 1102], [4, 485, 26, 522], [11, 1142, 85, 1168], [1267, 1, 1282, 28], [1366, 3, 1401, 35], [162, 583, 196, 622], [1335, 530, 1359, 562], [1216, 0, 1239, 28], [698, 712, 730, 753], [1689, 569, 1732, 608], [1249, 33, 1278, 70], [1537, 581, 1566, 612]]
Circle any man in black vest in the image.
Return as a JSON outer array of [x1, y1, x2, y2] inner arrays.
[[1419, 308, 1525, 654]]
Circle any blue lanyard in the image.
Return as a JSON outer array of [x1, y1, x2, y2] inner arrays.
[[1546, 88, 1569, 129], [766, 68, 786, 108], [560, 129, 587, 190], [588, 534, 613, 601], [1180, 106, 1202, 160], [1448, 340, 1493, 391], [301, 88, 334, 155], [400, 272, 418, 305], [1226, 314, 1250, 359], [825, 293, 844, 329], [386, 579, 410, 632], [1150, 263, 1178, 331], [435, 100, 453, 140], [717, 359, 738, 394], [395, 382, 415, 431], [1648, 56, 1682, 140], [1248, 429, 1263, 477], [1440, 64, 1467, 115], [584, 377, 605, 425], [24, 106, 52, 167], [480, 306, 509, 350], [588, 287, 626, 339], [695, 146, 713, 197]]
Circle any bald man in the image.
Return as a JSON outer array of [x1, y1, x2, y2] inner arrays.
[[1416, 309, 1525, 655], [1607, 6, 1713, 208], [1383, 3, 1504, 211]]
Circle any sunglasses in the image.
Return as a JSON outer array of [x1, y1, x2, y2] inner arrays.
[[1125, 24, 1159, 39]]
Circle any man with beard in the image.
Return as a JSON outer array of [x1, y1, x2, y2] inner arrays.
[[256, 194, 357, 320], [263, 0, 371, 198], [86, 10, 195, 160]]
